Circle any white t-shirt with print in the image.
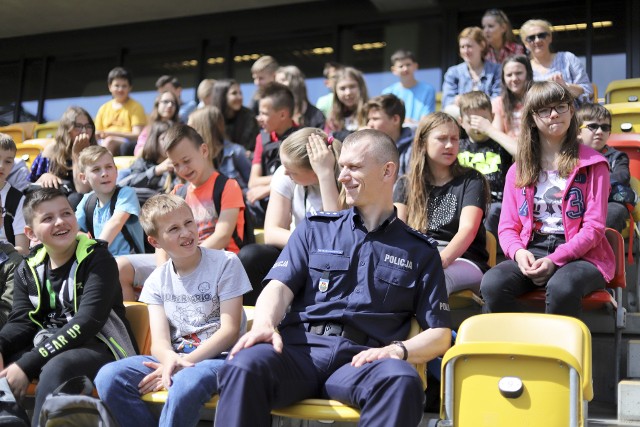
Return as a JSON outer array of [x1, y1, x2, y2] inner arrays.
[[271, 165, 324, 230], [533, 170, 567, 235], [140, 247, 251, 353], [0, 182, 25, 243]]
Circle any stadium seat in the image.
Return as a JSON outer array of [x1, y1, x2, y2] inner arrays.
[[517, 228, 626, 389], [440, 313, 593, 427], [22, 137, 55, 150], [605, 103, 640, 134], [447, 231, 496, 309], [113, 156, 136, 171], [33, 121, 59, 139], [15, 142, 43, 169], [124, 301, 151, 356], [0, 125, 25, 144], [605, 78, 640, 104], [11, 121, 37, 140], [607, 133, 640, 179]]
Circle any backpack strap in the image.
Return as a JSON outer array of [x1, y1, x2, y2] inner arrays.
[[212, 173, 243, 249], [85, 187, 142, 254], [176, 183, 188, 199], [3, 186, 23, 246]]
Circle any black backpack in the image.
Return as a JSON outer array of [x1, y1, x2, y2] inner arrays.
[[38, 376, 119, 427], [83, 186, 151, 254], [259, 127, 298, 177], [2, 186, 23, 247], [176, 173, 255, 249]]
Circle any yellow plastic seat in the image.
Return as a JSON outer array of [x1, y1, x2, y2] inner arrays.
[[22, 137, 55, 150], [253, 228, 265, 244], [605, 78, 640, 104], [605, 102, 640, 133], [124, 301, 152, 356], [141, 317, 426, 422], [436, 92, 442, 112], [0, 125, 25, 144], [33, 121, 59, 139], [447, 231, 496, 309], [15, 142, 42, 169], [11, 121, 37, 140], [113, 156, 136, 170], [440, 313, 593, 427]]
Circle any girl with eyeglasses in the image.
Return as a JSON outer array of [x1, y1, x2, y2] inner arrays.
[[482, 9, 525, 64], [480, 81, 614, 318], [133, 90, 180, 157], [28, 106, 97, 209], [520, 19, 593, 103]]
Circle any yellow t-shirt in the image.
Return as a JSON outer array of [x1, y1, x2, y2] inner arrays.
[[95, 98, 147, 133]]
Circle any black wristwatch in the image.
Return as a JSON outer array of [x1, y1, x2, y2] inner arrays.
[[391, 341, 408, 360]]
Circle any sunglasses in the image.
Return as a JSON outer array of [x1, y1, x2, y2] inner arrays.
[[525, 32, 549, 43], [581, 123, 612, 133], [535, 103, 570, 118]]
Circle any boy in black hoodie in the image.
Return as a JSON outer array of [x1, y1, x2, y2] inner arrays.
[[0, 187, 135, 425]]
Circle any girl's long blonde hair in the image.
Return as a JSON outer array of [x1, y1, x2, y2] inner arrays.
[[406, 112, 489, 233], [51, 106, 97, 177], [515, 81, 579, 187], [280, 127, 347, 209]]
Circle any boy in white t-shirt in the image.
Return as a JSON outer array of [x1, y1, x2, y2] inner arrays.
[[95, 194, 251, 427]]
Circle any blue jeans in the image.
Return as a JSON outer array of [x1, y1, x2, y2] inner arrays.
[[95, 355, 224, 427]]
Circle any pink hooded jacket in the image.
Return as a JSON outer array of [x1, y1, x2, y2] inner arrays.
[[498, 144, 615, 282]]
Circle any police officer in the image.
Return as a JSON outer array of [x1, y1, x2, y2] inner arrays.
[[215, 129, 452, 427]]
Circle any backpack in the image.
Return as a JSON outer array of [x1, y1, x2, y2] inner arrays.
[[2, 186, 23, 247], [0, 378, 29, 427], [176, 173, 255, 248], [259, 127, 298, 177], [84, 186, 151, 254], [38, 376, 119, 427]]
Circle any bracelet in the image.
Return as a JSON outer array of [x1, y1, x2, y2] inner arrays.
[[391, 340, 408, 361]]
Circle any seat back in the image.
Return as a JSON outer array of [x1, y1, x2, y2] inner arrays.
[[455, 313, 592, 396], [33, 121, 60, 139], [15, 142, 43, 169], [486, 231, 497, 267], [605, 228, 626, 290], [605, 78, 640, 104], [11, 121, 37, 140], [124, 302, 151, 355], [607, 133, 640, 178], [605, 103, 640, 134], [113, 156, 136, 171], [0, 125, 25, 144]]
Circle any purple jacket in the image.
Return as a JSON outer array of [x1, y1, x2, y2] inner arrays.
[[499, 144, 615, 282]]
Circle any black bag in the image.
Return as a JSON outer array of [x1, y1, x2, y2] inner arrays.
[[176, 173, 255, 248], [38, 376, 119, 427], [0, 378, 29, 427]]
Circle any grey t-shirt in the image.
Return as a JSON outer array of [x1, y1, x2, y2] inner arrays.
[[140, 247, 251, 353]]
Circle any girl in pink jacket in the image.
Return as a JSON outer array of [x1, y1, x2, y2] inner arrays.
[[480, 81, 615, 317]]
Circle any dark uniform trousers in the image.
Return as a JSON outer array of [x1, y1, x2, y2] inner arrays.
[[214, 326, 424, 427]]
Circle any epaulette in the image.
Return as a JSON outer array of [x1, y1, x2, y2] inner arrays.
[[404, 225, 438, 248], [308, 211, 344, 221]]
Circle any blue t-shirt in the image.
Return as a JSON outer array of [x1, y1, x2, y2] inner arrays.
[[382, 81, 436, 121], [76, 186, 144, 256]]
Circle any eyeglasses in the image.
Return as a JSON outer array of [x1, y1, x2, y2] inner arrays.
[[581, 123, 612, 133], [535, 103, 570, 118], [525, 32, 549, 43], [73, 123, 94, 132], [159, 100, 177, 106]]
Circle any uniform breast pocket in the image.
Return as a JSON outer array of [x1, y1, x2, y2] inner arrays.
[[309, 253, 350, 302], [374, 265, 417, 309]]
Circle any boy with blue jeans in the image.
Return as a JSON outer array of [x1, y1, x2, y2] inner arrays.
[[96, 194, 251, 427], [0, 188, 135, 426], [75, 145, 145, 256]]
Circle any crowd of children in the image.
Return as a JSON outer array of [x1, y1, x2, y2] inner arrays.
[[0, 6, 631, 424]]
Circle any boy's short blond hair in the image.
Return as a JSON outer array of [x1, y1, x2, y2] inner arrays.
[[458, 91, 493, 117], [251, 56, 279, 74], [0, 133, 17, 153], [140, 194, 191, 238], [78, 145, 113, 172]]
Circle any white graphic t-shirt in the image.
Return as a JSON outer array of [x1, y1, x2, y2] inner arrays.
[[533, 170, 567, 235], [140, 247, 251, 353]]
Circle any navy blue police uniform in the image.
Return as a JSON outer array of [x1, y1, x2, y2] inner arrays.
[[216, 208, 451, 427]]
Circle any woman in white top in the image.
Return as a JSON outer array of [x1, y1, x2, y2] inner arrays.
[[238, 128, 345, 304]]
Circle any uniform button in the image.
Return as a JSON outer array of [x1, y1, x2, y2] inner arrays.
[[355, 288, 361, 293], [359, 261, 365, 266], [393, 278, 398, 284], [325, 264, 330, 269]]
